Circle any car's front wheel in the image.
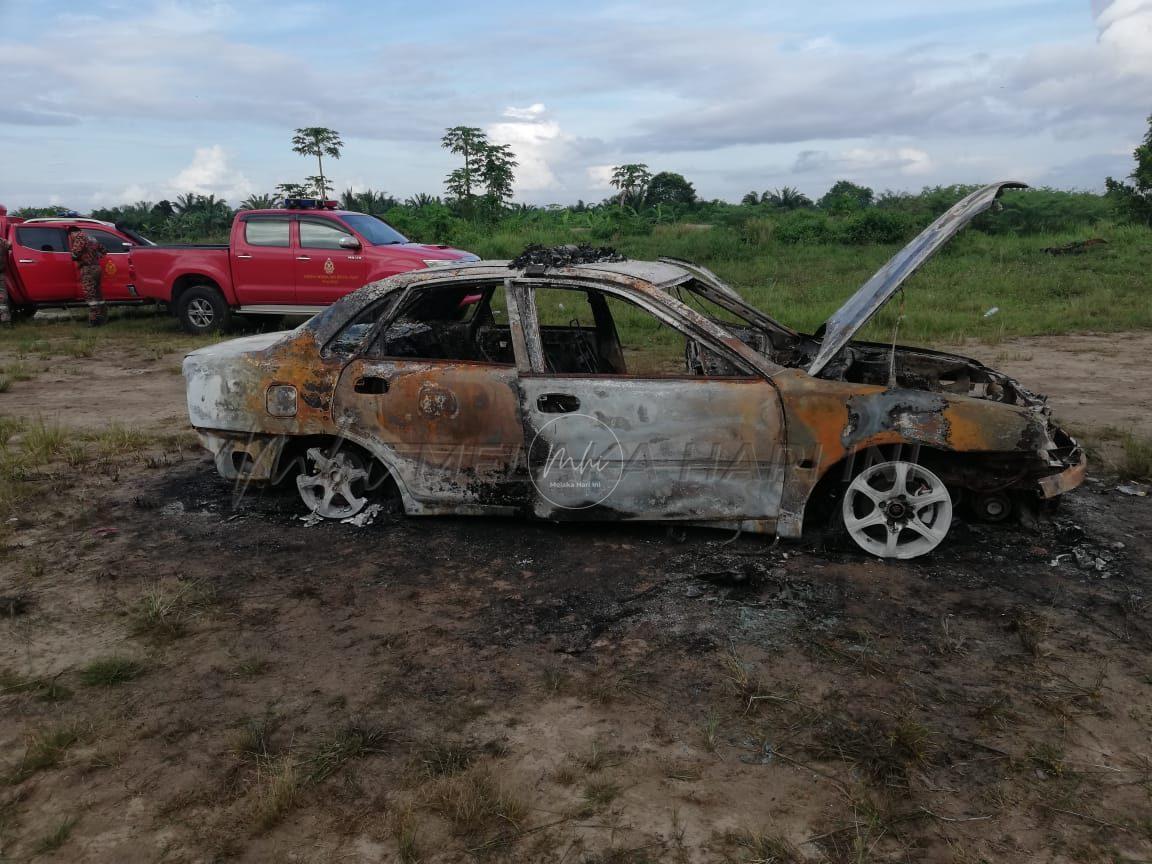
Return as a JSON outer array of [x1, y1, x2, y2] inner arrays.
[[840, 460, 953, 559], [177, 285, 231, 335]]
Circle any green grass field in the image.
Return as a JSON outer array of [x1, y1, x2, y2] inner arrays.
[[462, 221, 1152, 345], [1, 218, 1149, 352]]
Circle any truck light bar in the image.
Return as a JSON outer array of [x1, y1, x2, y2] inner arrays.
[[282, 198, 339, 210]]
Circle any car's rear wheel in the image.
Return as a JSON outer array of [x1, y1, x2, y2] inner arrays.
[[841, 460, 952, 559], [296, 447, 371, 519], [177, 285, 231, 334]]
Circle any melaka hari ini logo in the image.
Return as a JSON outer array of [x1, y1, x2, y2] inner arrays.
[[323, 258, 335, 275], [528, 413, 624, 510]]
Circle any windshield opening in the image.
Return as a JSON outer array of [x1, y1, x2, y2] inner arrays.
[[340, 214, 409, 246]]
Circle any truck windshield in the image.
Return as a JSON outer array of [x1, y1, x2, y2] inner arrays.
[[340, 215, 409, 246]]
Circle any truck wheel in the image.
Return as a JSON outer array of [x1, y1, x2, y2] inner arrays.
[[11, 305, 36, 321], [177, 285, 230, 334]]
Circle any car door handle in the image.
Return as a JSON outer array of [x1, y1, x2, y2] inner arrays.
[[354, 376, 389, 395], [296, 256, 311, 261], [17, 259, 34, 264], [236, 253, 253, 259], [537, 393, 581, 413]]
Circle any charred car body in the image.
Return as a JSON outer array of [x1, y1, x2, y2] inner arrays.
[[183, 182, 1085, 559]]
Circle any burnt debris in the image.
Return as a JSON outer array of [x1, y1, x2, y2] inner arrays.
[[509, 244, 626, 273]]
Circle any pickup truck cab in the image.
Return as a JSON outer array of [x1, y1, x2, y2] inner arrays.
[[129, 199, 479, 333], [0, 208, 152, 316]]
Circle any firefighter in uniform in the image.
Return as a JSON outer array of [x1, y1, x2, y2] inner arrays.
[[0, 234, 12, 325], [67, 227, 107, 326]]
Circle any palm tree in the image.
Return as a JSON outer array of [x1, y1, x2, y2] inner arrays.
[[240, 193, 277, 210], [173, 192, 201, 216], [291, 127, 344, 199], [405, 193, 440, 209], [762, 186, 812, 210]]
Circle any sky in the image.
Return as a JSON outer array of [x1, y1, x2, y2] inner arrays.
[[0, 0, 1150, 209]]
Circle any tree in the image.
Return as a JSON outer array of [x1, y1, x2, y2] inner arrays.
[[741, 191, 761, 206], [441, 126, 488, 200], [173, 192, 200, 216], [275, 182, 310, 200], [818, 180, 873, 214], [645, 172, 696, 207], [405, 193, 440, 209], [305, 174, 333, 199], [762, 186, 812, 210], [610, 164, 652, 208], [240, 193, 277, 210], [291, 127, 344, 199], [152, 200, 175, 219], [481, 143, 518, 207], [1105, 113, 1152, 225]]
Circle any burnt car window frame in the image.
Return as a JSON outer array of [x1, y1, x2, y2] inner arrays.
[[349, 277, 526, 369], [513, 276, 763, 380]]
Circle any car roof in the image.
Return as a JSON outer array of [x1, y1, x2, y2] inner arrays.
[[19, 217, 117, 229], [442, 258, 695, 287]]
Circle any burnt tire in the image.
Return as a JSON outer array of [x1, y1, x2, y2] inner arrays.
[[177, 285, 231, 335]]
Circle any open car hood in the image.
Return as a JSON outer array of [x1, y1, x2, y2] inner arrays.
[[807, 181, 1027, 377]]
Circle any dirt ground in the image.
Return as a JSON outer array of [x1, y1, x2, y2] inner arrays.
[[1, 328, 1151, 863]]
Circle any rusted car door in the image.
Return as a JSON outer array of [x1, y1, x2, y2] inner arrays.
[[330, 280, 529, 512], [513, 280, 786, 523]]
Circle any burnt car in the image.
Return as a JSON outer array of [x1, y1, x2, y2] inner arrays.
[[183, 182, 1085, 559]]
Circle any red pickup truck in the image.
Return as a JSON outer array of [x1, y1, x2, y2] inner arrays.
[[129, 200, 479, 333], [0, 208, 152, 316]]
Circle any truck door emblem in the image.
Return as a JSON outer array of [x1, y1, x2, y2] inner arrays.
[[323, 258, 335, 275], [104, 261, 117, 275]]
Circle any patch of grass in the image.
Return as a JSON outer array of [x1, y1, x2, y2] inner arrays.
[[583, 779, 622, 809], [129, 581, 200, 641], [419, 738, 481, 779], [391, 807, 422, 864], [305, 720, 392, 783], [1120, 431, 1152, 481], [233, 714, 280, 764], [661, 760, 702, 782], [809, 711, 937, 787], [539, 664, 571, 696], [61, 441, 90, 468], [1012, 608, 1051, 659], [700, 711, 722, 754], [0, 415, 25, 447], [30, 815, 78, 856], [1026, 741, 1066, 778], [79, 656, 143, 687], [0, 665, 70, 702], [0, 376, 9, 393], [65, 335, 98, 359], [90, 423, 159, 457], [574, 740, 622, 774], [251, 757, 300, 830], [425, 767, 527, 838], [22, 419, 67, 465], [932, 615, 969, 656], [231, 657, 271, 678], [0, 361, 35, 382], [722, 829, 803, 863], [9, 724, 84, 784]]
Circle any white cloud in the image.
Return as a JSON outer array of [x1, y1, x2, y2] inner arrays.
[[169, 145, 254, 200], [488, 104, 569, 192], [503, 103, 546, 121], [794, 147, 934, 177], [1094, 0, 1152, 73], [586, 165, 616, 189]]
